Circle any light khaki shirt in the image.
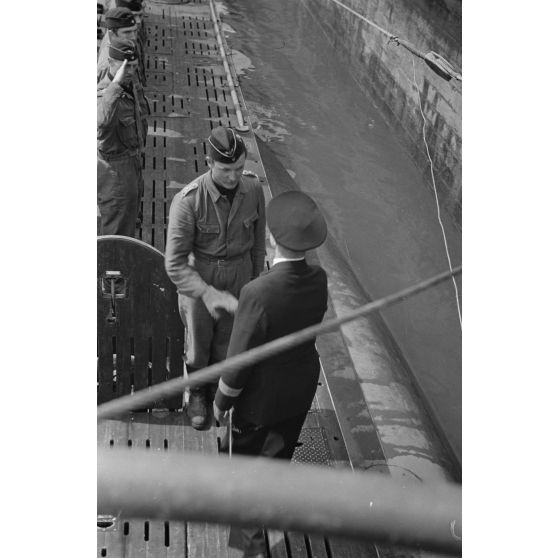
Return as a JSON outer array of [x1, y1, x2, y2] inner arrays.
[[165, 171, 266, 298]]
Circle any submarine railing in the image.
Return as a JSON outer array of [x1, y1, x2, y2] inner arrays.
[[98, 267, 463, 553], [98, 265, 462, 419], [98, 448, 462, 555]]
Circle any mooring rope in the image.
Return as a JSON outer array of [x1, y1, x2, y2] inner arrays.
[[411, 57, 462, 327], [97, 265, 461, 420], [326, 0, 462, 81]]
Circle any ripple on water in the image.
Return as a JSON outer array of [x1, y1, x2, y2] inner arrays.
[[246, 101, 291, 143]]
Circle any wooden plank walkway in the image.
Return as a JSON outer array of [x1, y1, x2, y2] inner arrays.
[[98, 407, 378, 558]]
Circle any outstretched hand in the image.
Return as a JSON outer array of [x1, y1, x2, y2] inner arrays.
[[201, 286, 238, 319]]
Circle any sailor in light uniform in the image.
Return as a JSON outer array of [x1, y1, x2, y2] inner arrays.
[[165, 127, 266, 429]]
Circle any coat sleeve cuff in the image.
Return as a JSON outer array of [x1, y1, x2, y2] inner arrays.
[[214, 378, 243, 411]]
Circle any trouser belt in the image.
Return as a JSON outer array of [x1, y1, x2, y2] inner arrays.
[[193, 251, 249, 266], [98, 148, 140, 161]]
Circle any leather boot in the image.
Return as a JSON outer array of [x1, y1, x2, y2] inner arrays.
[[188, 387, 208, 430]]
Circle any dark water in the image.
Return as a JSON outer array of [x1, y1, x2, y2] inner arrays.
[[220, 0, 462, 461]]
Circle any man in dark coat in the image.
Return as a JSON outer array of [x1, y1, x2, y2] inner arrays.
[[213, 191, 328, 557]]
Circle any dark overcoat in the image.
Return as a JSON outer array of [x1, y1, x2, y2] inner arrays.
[[215, 259, 328, 426]]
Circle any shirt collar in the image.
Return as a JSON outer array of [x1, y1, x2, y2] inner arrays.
[[207, 171, 248, 203], [272, 256, 305, 266]]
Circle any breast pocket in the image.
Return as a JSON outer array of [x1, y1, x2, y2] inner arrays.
[[242, 212, 258, 246], [117, 115, 139, 149], [195, 221, 221, 251]]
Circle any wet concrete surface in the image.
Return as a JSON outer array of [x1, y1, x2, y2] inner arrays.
[[220, 0, 462, 463]]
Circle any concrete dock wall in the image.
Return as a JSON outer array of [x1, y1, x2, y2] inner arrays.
[[302, 0, 462, 227]]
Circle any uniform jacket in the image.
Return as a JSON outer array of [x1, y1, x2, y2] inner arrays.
[[97, 73, 145, 157], [214, 259, 328, 426], [97, 31, 150, 130], [165, 171, 266, 298]]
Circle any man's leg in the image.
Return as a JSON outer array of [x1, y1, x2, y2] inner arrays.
[[225, 413, 308, 555], [206, 308, 235, 406], [97, 155, 139, 237], [179, 294, 214, 429], [223, 422, 269, 556]]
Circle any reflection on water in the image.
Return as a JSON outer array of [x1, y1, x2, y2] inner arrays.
[[222, 0, 462, 462]]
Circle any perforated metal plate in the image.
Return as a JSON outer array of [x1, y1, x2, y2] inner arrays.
[[138, 1, 247, 252], [293, 427, 331, 466]]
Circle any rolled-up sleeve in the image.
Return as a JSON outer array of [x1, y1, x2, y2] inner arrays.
[[165, 193, 208, 298], [251, 185, 266, 278]]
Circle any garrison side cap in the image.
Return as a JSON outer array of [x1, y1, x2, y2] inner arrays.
[[116, 0, 143, 13], [108, 37, 138, 61], [207, 126, 247, 164], [105, 7, 137, 30], [267, 191, 327, 252]]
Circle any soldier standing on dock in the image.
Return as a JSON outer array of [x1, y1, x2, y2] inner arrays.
[[165, 127, 266, 430], [213, 191, 328, 557], [97, 39, 144, 237]]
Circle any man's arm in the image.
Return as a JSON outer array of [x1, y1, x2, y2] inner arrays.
[[97, 60, 128, 129], [164, 191, 208, 299], [251, 185, 266, 278], [213, 286, 267, 414], [166, 189, 239, 316], [97, 82, 123, 129]]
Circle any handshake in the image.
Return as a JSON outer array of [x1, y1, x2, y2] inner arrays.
[[201, 285, 238, 318]]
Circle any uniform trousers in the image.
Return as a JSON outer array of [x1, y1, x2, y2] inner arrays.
[[220, 412, 308, 556], [97, 152, 142, 237], [178, 254, 253, 391]]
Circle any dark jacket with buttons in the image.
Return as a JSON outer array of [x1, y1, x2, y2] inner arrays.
[[165, 171, 266, 298], [214, 259, 328, 426]]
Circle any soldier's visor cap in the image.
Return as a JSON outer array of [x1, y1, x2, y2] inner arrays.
[[116, 0, 143, 13], [105, 7, 137, 29], [108, 38, 138, 62], [267, 191, 327, 252], [207, 126, 247, 164]]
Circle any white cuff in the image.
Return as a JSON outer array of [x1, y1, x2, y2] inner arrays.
[[218, 378, 243, 397]]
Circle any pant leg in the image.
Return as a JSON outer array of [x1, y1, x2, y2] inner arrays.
[[209, 258, 253, 364], [178, 293, 214, 372], [225, 414, 307, 556], [137, 169, 144, 220], [97, 154, 140, 237], [224, 423, 269, 556]]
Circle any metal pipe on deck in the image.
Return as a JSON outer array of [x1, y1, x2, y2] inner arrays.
[[98, 448, 462, 555], [208, 0, 250, 132]]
